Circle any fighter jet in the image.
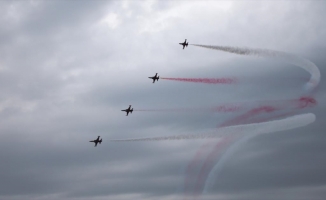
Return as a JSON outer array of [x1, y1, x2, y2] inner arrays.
[[121, 105, 133, 116], [90, 136, 102, 147], [148, 73, 159, 83], [179, 39, 188, 49]]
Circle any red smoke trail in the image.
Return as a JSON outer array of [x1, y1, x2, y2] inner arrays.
[[161, 77, 237, 84], [190, 106, 277, 198], [135, 97, 316, 114], [186, 97, 317, 198], [184, 97, 306, 199], [297, 96, 317, 108], [183, 105, 274, 198], [192, 136, 237, 200], [218, 97, 317, 127], [183, 140, 216, 200], [236, 98, 316, 126], [219, 106, 277, 127], [243, 97, 317, 125]]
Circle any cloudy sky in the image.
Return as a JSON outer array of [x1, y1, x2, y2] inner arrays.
[[0, 1, 325, 200]]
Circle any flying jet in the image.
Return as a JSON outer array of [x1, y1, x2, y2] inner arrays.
[[121, 105, 133, 116], [148, 73, 159, 83], [90, 136, 102, 147], [179, 39, 188, 49]]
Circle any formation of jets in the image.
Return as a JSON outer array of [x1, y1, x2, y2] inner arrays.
[[90, 39, 188, 146]]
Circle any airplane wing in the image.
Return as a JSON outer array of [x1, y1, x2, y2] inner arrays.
[[94, 142, 98, 147], [183, 45, 185, 49], [153, 79, 155, 83]]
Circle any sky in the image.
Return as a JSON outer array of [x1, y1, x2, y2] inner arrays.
[[0, 0, 326, 200]]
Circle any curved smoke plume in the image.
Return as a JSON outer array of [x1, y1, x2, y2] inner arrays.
[[191, 44, 320, 90]]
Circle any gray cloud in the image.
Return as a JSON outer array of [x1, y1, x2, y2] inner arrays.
[[0, 1, 325, 200]]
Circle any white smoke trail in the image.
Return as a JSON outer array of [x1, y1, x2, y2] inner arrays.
[[110, 113, 315, 142], [191, 44, 320, 90], [203, 133, 257, 194]]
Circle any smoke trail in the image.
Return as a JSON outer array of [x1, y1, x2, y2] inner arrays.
[[200, 111, 300, 195], [134, 105, 241, 113], [161, 77, 237, 84], [219, 106, 277, 127], [195, 98, 317, 197], [191, 44, 320, 90], [201, 107, 307, 194], [109, 113, 315, 142], [298, 96, 317, 108], [182, 44, 320, 199], [203, 133, 256, 194], [182, 140, 217, 200], [192, 136, 237, 200], [134, 97, 316, 113], [191, 107, 302, 198], [189, 98, 317, 198]]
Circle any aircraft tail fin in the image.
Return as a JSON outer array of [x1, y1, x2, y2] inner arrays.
[[131, 108, 133, 113], [158, 76, 159, 80], [99, 139, 102, 144]]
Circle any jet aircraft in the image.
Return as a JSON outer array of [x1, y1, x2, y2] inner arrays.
[[179, 39, 188, 49], [122, 105, 133, 116], [90, 136, 102, 147], [148, 73, 159, 83]]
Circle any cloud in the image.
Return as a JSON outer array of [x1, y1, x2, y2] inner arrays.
[[0, 1, 325, 200]]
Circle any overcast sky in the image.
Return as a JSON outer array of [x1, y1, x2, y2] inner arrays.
[[0, 1, 325, 200]]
